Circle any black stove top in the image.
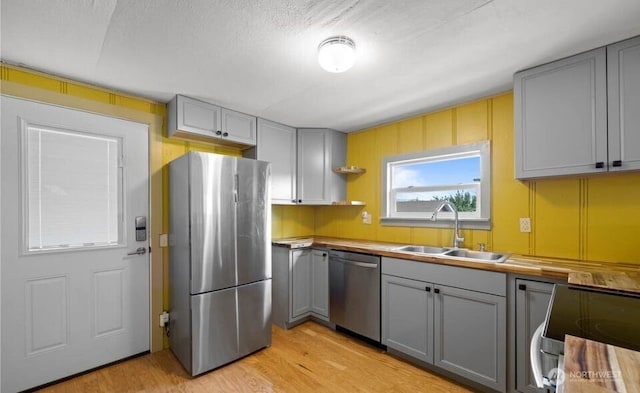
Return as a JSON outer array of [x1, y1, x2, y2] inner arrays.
[[543, 285, 640, 353]]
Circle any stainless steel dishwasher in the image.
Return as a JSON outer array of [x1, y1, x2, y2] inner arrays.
[[329, 250, 381, 342]]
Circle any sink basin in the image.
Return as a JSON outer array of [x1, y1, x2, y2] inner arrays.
[[393, 245, 450, 254], [442, 249, 509, 263]]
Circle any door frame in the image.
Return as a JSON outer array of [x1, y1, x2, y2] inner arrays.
[[1, 77, 165, 358]]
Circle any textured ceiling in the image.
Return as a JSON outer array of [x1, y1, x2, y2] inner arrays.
[[2, 0, 640, 132]]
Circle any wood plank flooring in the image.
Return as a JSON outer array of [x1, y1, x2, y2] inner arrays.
[[39, 321, 472, 392]]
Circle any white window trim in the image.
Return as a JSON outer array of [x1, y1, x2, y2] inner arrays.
[[381, 141, 491, 230]]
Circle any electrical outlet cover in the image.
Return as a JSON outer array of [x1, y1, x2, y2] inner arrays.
[[519, 217, 531, 233]]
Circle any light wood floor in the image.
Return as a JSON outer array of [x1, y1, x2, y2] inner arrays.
[[40, 321, 473, 392]]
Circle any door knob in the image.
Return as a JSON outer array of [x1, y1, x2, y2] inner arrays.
[[127, 247, 147, 256]]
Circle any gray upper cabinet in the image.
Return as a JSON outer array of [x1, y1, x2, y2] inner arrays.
[[310, 249, 329, 319], [514, 48, 608, 179], [515, 279, 554, 393], [434, 284, 506, 393], [515, 35, 640, 179], [167, 95, 256, 147], [255, 124, 347, 205], [297, 128, 346, 205], [382, 274, 433, 363], [221, 108, 257, 146], [608, 36, 640, 172], [256, 119, 297, 204]]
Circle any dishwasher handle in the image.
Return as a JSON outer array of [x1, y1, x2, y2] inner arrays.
[[331, 257, 378, 269]]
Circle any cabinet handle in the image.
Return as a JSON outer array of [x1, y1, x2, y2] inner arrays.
[[425, 286, 431, 292], [595, 162, 605, 169], [222, 132, 229, 137], [322, 253, 327, 257], [298, 199, 302, 203], [215, 130, 222, 136], [612, 160, 622, 167], [518, 284, 527, 291], [434, 288, 440, 294]]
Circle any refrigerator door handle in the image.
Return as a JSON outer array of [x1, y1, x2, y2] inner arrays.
[[234, 173, 239, 202]]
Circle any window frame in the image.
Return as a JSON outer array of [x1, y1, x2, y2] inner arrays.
[[381, 141, 491, 230]]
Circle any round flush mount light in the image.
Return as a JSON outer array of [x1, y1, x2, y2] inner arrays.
[[318, 36, 356, 73]]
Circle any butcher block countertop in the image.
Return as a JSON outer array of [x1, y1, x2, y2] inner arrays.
[[273, 237, 640, 285], [562, 335, 640, 393]]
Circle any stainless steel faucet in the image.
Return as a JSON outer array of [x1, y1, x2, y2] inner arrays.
[[431, 200, 464, 248]]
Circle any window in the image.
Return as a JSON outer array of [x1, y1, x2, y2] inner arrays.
[[381, 141, 490, 229], [22, 123, 123, 252]]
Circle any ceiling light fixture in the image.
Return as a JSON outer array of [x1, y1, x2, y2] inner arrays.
[[318, 36, 356, 73]]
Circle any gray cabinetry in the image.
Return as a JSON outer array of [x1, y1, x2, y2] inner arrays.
[[254, 125, 346, 205], [167, 95, 256, 147], [297, 128, 346, 205], [310, 249, 329, 318], [514, 279, 554, 393], [290, 249, 312, 318], [381, 275, 433, 363], [608, 35, 640, 172], [434, 284, 506, 392], [382, 257, 506, 392], [514, 48, 607, 179], [255, 119, 297, 204], [272, 246, 330, 329], [515, 35, 640, 179]]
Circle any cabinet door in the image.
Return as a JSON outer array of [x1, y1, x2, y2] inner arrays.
[[221, 108, 256, 146], [434, 285, 506, 392], [514, 48, 607, 179], [382, 275, 433, 363], [176, 95, 221, 137], [515, 280, 554, 393], [297, 129, 329, 204], [311, 249, 329, 319], [608, 36, 640, 172], [290, 249, 312, 319], [256, 119, 297, 204]]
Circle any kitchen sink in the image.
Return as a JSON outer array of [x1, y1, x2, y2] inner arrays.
[[442, 249, 509, 263], [393, 245, 450, 254], [392, 245, 510, 263]]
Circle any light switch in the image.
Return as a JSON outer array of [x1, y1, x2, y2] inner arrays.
[[362, 211, 372, 225], [159, 233, 168, 247]]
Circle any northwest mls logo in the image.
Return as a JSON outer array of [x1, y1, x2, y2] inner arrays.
[[547, 368, 565, 386]]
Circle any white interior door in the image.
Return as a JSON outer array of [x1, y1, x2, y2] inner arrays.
[[1, 96, 150, 392]]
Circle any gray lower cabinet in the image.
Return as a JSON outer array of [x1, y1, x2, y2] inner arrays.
[[381, 257, 506, 392], [434, 284, 506, 392], [290, 248, 312, 318], [514, 279, 554, 393], [381, 275, 433, 363], [272, 246, 329, 329], [310, 249, 329, 318]]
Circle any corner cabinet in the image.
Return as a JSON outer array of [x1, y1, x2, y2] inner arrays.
[[514, 35, 640, 179], [167, 95, 256, 147], [382, 257, 506, 393], [254, 123, 347, 205], [514, 279, 555, 393], [272, 246, 329, 329]]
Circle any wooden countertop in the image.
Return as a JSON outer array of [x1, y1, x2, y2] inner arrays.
[[568, 271, 640, 295], [273, 236, 640, 284], [562, 335, 640, 393]]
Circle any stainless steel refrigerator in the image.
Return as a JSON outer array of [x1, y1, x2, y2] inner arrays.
[[169, 151, 271, 376]]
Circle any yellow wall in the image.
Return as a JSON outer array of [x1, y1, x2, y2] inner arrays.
[[315, 92, 640, 264]]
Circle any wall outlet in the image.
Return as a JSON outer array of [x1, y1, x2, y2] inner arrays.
[[519, 217, 531, 233], [159, 233, 168, 248], [361, 211, 372, 225], [159, 311, 169, 327]]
